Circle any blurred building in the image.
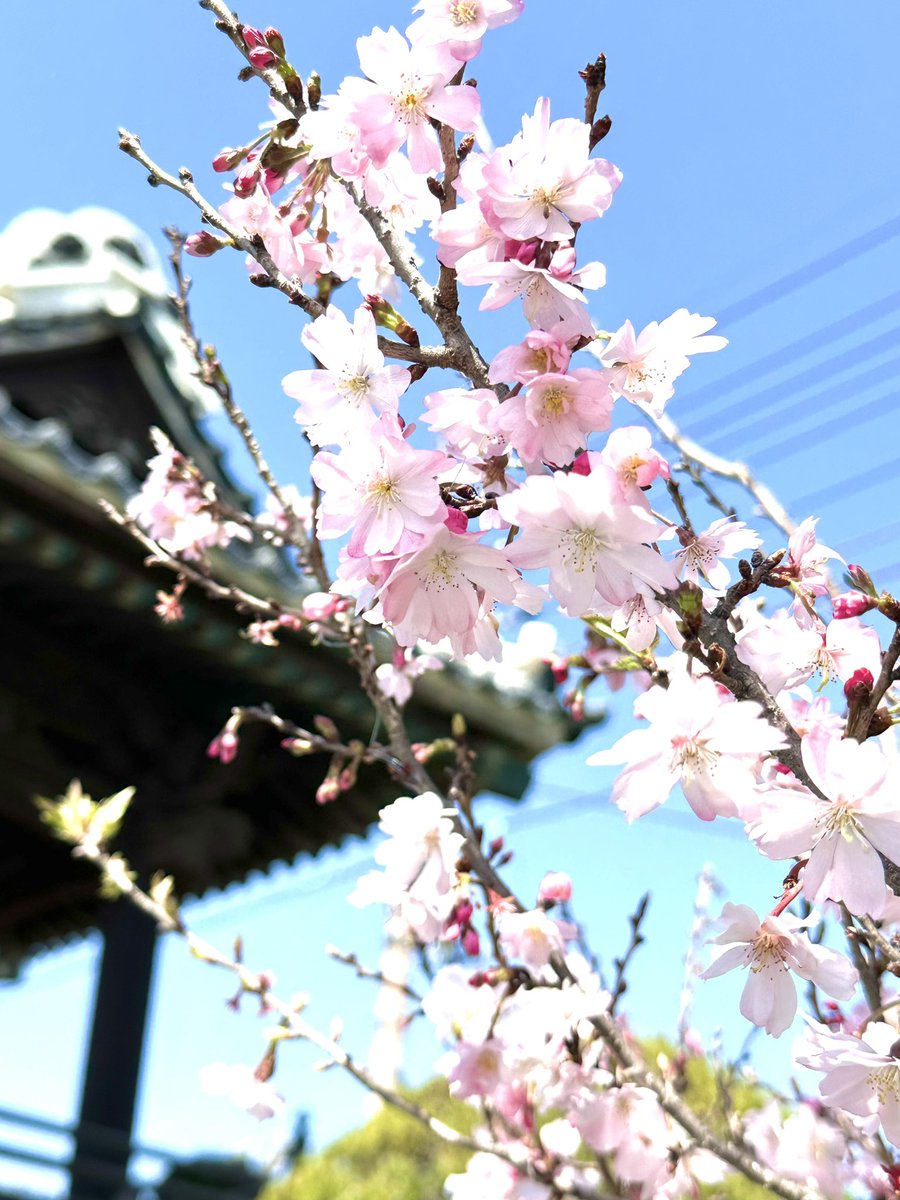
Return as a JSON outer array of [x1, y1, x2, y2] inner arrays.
[[0, 210, 571, 1199]]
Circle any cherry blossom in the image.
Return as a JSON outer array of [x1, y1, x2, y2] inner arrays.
[[589, 669, 787, 822], [701, 902, 857, 1037], [374, 647, 443, 706], [489, 368, 614, 466], [479, 99, 622, 243], [127, 429, 247, 559], [803, 1020, 900, 1146], [674, 517, 761, 589], [282, 305, 410, 447], [498, 466, 676, 617], [377, 524, 542, 658], [311, 422, 451, 556], [340, 28, 481, 175], [593, 309, 728, 414], [407, 0, 524, 63], [349, 792, 464, 942], [748, 727, 900, 917]]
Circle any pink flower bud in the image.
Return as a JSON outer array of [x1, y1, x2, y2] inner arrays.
[[233, 164, 260, 198], [185, 231, 226, 258], [546, 655, 570, 685], [241, 25, 267, 48], [832, 591, 876, 619], [548, 245, 576, 279], [301, 591, 339, 622], [208, 729, 239, 764], [455, 900, 474, 926], [844, 667, 874, 704], [212, 146, 245, 173], [571, 451, 592, 476], [513, 239, 538, 265], [538, 871, 572, 905], [444, 507, 468, 533], [462, 927, 480, 957], [316, 777, 340, 804], [248, 45, 279, 69]]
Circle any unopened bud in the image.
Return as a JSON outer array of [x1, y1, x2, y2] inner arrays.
[[589, 114, 612, 148], [313, 715, 339, 742], [240, 24, 267, 48], [538, 870, 572, 906], [233, 164, 260, 197], [844, 667, 874, 705], [212, 146, 246, 172], [833, 591, 876, 619], [280, 736, 315, 756], [316, 777, 341, 805], [462, 927, 480, 956], [306, 72, 322, 108], [846, 564, 877, 596], [185, 230, 228, 258], [248, 45, 279, 69], [264, 27, 285, 56], [451, 712, 467, 739]]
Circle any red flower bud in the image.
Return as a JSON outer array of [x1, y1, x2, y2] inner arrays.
[[212, 146, 246, 173], [844, 667, 874, 705], [240, 25, 267, 48], [462, 928, 480, 957], [248, 45, 279, 69], [832, 591, 875, 619]]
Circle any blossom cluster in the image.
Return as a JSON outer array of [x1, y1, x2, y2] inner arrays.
[[122, 0, 900, 1195]]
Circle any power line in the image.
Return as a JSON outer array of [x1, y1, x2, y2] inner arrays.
[[792, 458, 897, 513], [681, 289, 900, 418], [696, 329, 899, 446], [713, 216, 900, 330], [749, 386, 897, 469]]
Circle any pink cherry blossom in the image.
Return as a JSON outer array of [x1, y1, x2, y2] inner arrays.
[[374, 647, 443, 706], [128, 429, 248, 560], [805, 1020, 900, 1147], [588, 669, 787, 822], [748, 727, 900, 918], [341, 28, 481, 175], [348, 792, 464, 942], [479, 99, 622, 243], [489, 369, 614, 466], [735, 609, 882, 696], [674, 517, 761, 590], [378, 524, 542, 658], [464, 246, 606, 337], [407, 0, 524, 63], [282, 306, 410, 447], [489, 330, 573, 385], [498, 467, 677, 617], [597, 426, 670, 499], [701, 902, 857, 1037], [595, 309, 728, 415], [498, 908, 571, 973], [311, 422, 451, 556]]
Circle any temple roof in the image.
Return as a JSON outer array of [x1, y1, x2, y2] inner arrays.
[[0, 209, 575, 973]]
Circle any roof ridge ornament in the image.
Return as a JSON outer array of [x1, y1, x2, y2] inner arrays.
[[0, 207, 169, 322]]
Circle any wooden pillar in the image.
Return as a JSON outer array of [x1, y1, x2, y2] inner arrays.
[[69, 897, 157, 1200]]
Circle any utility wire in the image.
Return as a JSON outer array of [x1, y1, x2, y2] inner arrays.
[[696, 329, 899, 446], [679, 289, 900, 418]]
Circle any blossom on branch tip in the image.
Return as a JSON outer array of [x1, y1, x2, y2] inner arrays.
[[593, 309, 728, 415], [700, 902, 857, 1037], [341, 28, 481, 176]]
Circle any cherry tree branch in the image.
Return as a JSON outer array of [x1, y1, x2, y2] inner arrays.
[[637, 402, 796, 537]]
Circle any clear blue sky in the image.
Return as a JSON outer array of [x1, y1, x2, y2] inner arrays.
[[2, 0, 900, 1193]]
